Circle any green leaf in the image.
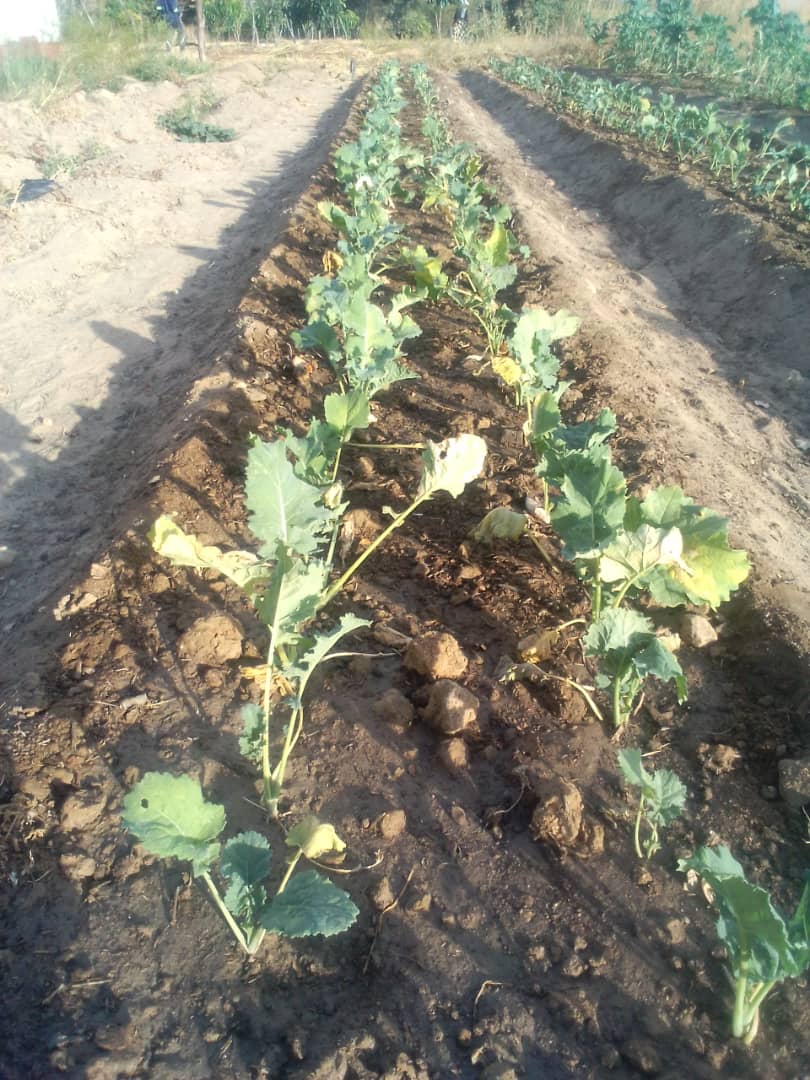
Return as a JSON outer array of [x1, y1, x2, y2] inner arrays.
[[639, 487, 750, 608], [122, 773, 225, 878], [292, 320, 342, 365], [286, 816, 347, 860], [678, 846, 808, 983], [253, 551, 328, 645], [149, 516, 265, 594], [511, 307, 580, 355], [586, 608, 686, 701], [282, 419, 342, 486], [324, 389, 370, 439], [551, 453, 626, 559], [245, 439, 338, 558], [599, 525, 685, 586], [648, 768, 687, 826], [469, 507, 527, 544], [418, 434, 488, 499], [221, 830, 272, 885], [261, 870, 359, 937], [239, 703, 264, 765], [221, 831, 272, 930], [617, 747, 647, 789], [286, 613, 370, 697]]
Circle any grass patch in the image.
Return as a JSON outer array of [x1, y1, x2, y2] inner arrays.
[[157, 91, 236, 142]]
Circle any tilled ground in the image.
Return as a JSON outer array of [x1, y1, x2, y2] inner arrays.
[[1, 60, 809, 1080]]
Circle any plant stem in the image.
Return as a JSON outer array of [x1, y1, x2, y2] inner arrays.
[[320, 494, 427, 609], [633, 796, 645, 859], [277, 849, 304, 895], [612, 675, 624, 729], [200, 872, 249, 953], [732, 969, 749, 1040], [346, 441, 424, 450]]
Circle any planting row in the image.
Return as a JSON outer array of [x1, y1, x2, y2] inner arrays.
[[583, 0, 810, 111], [490, 56, 810, 224], [118, 61, 809, 1047]]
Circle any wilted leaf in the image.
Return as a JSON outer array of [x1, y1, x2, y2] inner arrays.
[[149, 516, 264, 594], [286, 816, 347, 860], [469, 507, 526, 544], [418, 434, 487, 499]]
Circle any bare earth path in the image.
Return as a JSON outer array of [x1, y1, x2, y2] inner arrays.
[[436, 68, 810, 651], [0, 49, 358, 644]]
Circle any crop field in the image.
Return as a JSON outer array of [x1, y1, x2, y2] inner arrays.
[[1, 37, 810, 1080]]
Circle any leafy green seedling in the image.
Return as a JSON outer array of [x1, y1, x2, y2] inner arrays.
[[617, 748, 686, 858], [122, 774, 358, 954], [585, 608, 687, 729], [679, 846, 810, 1045]]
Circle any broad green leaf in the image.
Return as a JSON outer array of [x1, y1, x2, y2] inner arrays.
[[122, 773, 224, 878], [511, 307, 581, 357], [261, 870, 359, 937], [291, 321, 342, 365], [149, 516, 264, 594], [221, 830, 272, 885], [286, 816, 347, 860], [551, 453, 626, 559], [245, 439, 338, 558], [639, 487, 750, 608], [239, 703, 264, 765], [402, 244, 449, 299], [470, 507, 527, 544], [679, 846, 806, 983], [648, 768, 687, 826], [418, 434, 488, 499], [483, 222, 511, 265], [586, 609, 686, 700], [324, 389, 370, 438], [221, 831, 271, 930]]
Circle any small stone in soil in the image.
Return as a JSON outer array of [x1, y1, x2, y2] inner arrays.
[[378, 810, 406, 841], [678, 612, 718, 648], [622, 1037, 661, 1075]]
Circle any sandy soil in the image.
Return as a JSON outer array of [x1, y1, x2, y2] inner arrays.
[[0, 46, 359, 641]]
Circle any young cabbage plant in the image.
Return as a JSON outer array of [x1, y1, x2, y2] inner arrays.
[[122, 774, 358, 954], [150, 433, 487, 814], [492, 306, 581, 420], [679, 846, 810, 1045], [617, 747, 686, 858], [585, 608, 687, 729]]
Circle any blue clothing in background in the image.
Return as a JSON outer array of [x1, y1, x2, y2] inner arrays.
[[157, 0, 183, 30]]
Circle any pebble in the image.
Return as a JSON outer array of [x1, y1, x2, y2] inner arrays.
[[59, 852, 97, 882], [368, 877, 395, 911], [678, 612, 718, 648], [622, 1037, 661, 1075], [378, 809, 406, 841], [0, 545, 16, 568]]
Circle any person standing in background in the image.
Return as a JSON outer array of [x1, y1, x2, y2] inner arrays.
[[157, 0, 186, 49]]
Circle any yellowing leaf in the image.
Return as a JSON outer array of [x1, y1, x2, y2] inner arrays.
[[492, 354, 522, 388], [286, 816, 346, 860]]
